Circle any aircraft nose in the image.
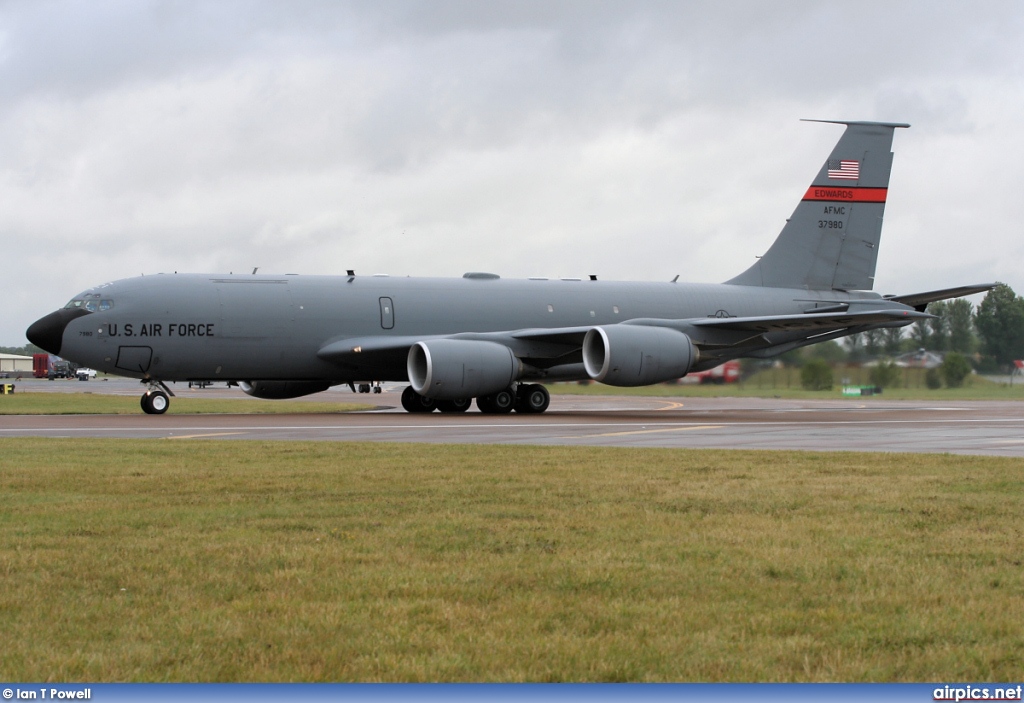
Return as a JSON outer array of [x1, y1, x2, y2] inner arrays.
[[26, 308, 91, 355]]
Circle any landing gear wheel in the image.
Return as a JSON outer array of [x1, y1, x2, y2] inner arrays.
[[437, 398, 471, 413], [141, 390, 169, 415], [358, 383, 371, 394], [401, 385, 436, 413], [514, 384, 550, 414], [477, 388, 515, 414]]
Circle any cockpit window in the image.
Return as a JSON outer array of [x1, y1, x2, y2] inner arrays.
[[64, 294, 112, 311]]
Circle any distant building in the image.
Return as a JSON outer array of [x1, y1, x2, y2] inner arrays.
[[892, 349, 944, 369], [0, 353, 33, 375]]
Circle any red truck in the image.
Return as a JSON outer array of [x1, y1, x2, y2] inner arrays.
[[33, 353, 74, 379], [678, 360, 742, 384]]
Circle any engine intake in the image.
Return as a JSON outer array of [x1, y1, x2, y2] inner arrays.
[[239, 380, 332, 399], [408, 339, 520, 400], [582, 325, 697, 386]]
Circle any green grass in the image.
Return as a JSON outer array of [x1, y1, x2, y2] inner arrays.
[[551, 369, 1024, 401], [1, 439, 1021, 681], [0, 393, 375, 415]]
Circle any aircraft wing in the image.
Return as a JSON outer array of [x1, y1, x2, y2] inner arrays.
[[318, 335, 435, 367], [318, 308, 929, 373], [506, 308, 931, 364], [317, 328, 595, 367]]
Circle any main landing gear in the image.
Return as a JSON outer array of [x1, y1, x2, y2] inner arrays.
[[140, 380, 174, 415], [400, 384, 550, 415]]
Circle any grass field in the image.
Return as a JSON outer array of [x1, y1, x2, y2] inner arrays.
[[1, 439, 1021, 681], [0, 393, 375, 415]]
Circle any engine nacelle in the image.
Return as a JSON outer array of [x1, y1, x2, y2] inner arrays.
[[408, 339, 520, 400], [582, 325, 697, 386], [239, 380, 331, 399]]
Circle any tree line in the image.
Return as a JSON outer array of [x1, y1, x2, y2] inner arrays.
[[0, 344, 44, 357], [841, 283, 1024, 373]]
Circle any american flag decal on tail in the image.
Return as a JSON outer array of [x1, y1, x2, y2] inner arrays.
[[827, 159, 860, 180]]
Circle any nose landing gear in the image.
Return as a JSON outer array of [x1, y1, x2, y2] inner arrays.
[[140, 380, 175, 415]]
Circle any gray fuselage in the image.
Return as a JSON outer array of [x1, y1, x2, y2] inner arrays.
[[54, 273, 872, 384]]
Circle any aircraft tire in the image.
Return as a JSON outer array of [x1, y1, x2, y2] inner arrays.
[[514, 384, 550, 414], [401, 385, 418, 412], [141, 391, 169, 415], [477, 388, 514, 414], [401, 385, 436, 413], [437, 398, 471, 413]]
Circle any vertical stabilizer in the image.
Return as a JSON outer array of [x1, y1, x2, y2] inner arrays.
[[727, 120, 909, 291]]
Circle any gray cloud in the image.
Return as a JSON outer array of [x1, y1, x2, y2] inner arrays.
[[2, 0, 1023, 344]]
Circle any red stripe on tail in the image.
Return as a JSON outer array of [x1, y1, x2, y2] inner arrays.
[[802, 186, 888, 203]]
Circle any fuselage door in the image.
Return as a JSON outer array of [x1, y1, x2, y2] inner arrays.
[[115, 345, 153, 373], [379, 297, 395, 330]]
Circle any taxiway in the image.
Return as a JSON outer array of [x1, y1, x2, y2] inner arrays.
[[2, 379, 1022, 456]]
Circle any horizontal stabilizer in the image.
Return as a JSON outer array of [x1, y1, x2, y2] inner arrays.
[[887, 284, 996, 311]]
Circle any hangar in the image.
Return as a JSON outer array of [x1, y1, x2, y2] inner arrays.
[[0, 353, 33, 375]]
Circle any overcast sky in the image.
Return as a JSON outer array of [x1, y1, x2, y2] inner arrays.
[[3, 1, 1022, 345]]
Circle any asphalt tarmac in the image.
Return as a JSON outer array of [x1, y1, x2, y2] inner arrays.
[[3, 377, 1023, 456]]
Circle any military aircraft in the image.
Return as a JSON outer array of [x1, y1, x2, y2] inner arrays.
[[27, 120, 993, 415]]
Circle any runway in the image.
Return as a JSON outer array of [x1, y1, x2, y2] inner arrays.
[[2, 379, 1023, 455]]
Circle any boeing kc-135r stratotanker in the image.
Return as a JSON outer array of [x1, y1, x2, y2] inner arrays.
[[27, 120, 994, 415]]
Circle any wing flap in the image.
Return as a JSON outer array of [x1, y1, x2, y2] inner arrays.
[[685, 308, 930, 333]]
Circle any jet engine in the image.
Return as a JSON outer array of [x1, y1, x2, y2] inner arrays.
[[408, 339, 521, 400], [239, 380, 332, 399], [582, 324, 698, 386]]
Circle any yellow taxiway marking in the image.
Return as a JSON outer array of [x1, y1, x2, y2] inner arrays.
[[560, 424, 724, 439], [657, 400, 686, 410], [165, 432, 246, 440]]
